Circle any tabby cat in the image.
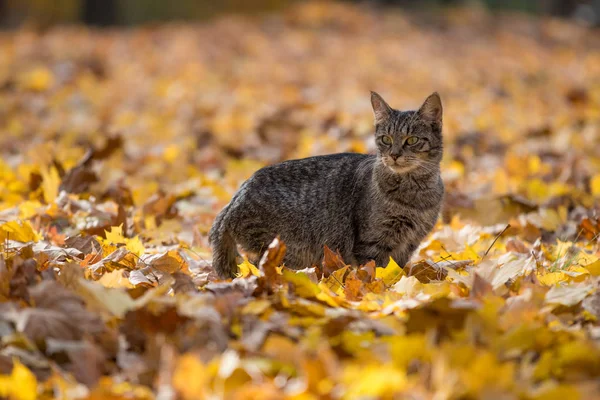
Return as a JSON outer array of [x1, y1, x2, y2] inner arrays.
[[210, 92, 444, 278]]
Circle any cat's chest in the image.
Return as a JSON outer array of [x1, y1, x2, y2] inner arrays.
[[368, 203, 436, 240]]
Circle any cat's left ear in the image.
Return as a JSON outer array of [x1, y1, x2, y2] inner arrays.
[[418, 92, 443, 125], [371, 91, 392, 125]]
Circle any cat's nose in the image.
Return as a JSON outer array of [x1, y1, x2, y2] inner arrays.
[[390, 154, 401, 161]]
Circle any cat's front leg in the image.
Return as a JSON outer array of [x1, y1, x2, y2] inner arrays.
[[390, 242, 418, 268], [352, 240, 391, 267]]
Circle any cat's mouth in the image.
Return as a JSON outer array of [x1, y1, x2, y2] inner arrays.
[[388, 164, 417, 173], [383, 157, 419, 174]]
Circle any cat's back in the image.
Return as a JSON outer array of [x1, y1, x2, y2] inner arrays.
[[247, 152, 371, 191], [231, 152, 373, 215]]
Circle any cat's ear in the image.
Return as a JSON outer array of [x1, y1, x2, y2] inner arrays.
[[418, 92, 443, 124], [370, 91, 392, 124]]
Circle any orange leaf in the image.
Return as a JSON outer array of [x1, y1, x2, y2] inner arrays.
[[322, 245, 347, 278]]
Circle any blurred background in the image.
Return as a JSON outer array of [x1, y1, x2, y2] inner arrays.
[[1, 0, 600, 28]]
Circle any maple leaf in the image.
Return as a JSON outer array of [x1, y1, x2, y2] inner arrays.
[[322, 245, 347, 278], [102, 225, 146, 257], [237, 258, 261, 278], [376, 257, 406, 286], [343, 270, 364, 301], [0, 221, 42, 243]]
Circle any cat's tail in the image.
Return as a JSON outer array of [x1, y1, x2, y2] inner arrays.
[[209, 207, 239, 279]]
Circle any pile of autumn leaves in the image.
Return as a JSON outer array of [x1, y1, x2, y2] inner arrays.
[[1, 2, 600, 399]]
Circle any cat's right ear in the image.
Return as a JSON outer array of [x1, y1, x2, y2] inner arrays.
[[371, 91, 392, 125]]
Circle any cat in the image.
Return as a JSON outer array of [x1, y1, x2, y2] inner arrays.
[[209, 91, 444, 278]]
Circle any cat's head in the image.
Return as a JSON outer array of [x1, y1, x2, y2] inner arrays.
[[371, 91, 443, 175]]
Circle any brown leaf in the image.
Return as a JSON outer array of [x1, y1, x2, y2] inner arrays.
[[9, 258, 39, 303], [144, 250, 185, 274], [258, 236, 286, 290], [59, 166, 98, 194], [581, 218, 600, 241], [122, 305, 188, 336], [506, 239, 529, 254], [65, 235, 102, 255], [172, 272, 198, 294], [61, 135, 123, 195], [357, 260, 376, 283], [407, 260, 448, 283], [46, 339, 107, 387], [471, 272, 493, 299], [565, 86, 589, 105], [322, 245, 347, 278], [143, 191, 177, 219], [56, 262, 85, 290], [343, 271, 364, 301], [12, 281, 106, 345], [87, 247, 138, 278], [0, 354, 12, 375]]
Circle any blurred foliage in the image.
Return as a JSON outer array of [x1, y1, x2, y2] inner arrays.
[[0, 0, 294, 27], [0, 0, 596, 27]]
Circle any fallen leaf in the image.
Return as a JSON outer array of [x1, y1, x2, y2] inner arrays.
[[258, 237, 285, 290], [545, 284, 594, 307], [376, 257, 406, 286], [0, 359, 37, 400]]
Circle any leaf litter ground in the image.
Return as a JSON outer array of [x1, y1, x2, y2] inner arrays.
[[1, 2, 600, 399]]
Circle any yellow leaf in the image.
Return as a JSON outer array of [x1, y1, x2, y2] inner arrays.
[[144, 215, 157, 231], [40, 166, 60, 204], [17, 200, 43, 219], [283, 270, 320, 298], [132, 182, 159, 206], [163, 144, 180, 163], [0, 359, 38, 400], [342, 363, 406, 397], [591, 174, 600, 196], [315, 286, 346, 308], [88, 377, 155, 399], [237, 258, 261, 278], [376, 257, 405, 286], [555, 341, 600, 371], [241, 299, 271, 315], [387, 334, 430, 369], [529, 384, 580, 400], [463, 352, 514, 395], [103, 225, 145, 257], [537, 271, 569, 286], [20, 66, 55, 91], [442, 159, 465, 182], [586, 260, 600, 276], [321, 265, 348, 295], [0, 220, 42, 243], [97, 269, 135, 289], [126, 235, 146, 257], [104, 225, 127, 244]]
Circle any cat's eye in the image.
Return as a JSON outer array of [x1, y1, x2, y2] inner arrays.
[[381, 136, 393, 145], [406, 136, 419, 145]]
